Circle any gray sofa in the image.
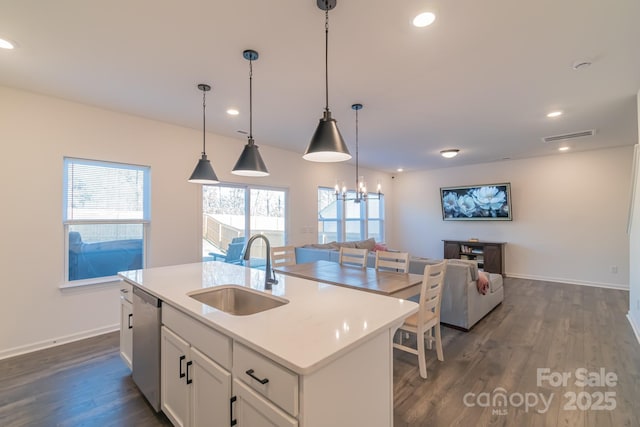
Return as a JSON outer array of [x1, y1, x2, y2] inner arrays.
[[295, 244, 503, 330]]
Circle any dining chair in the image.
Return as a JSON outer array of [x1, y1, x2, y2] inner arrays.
[[393, 260, 447, 379], [338, 247, 368, 268], [375, 250, 410, 273], [270, 245, 297, 267]]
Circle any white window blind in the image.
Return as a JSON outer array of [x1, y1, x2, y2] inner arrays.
[[64, 158, 150, 222]]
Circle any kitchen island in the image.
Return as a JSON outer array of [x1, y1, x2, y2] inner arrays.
[[120, 261, 418, 427]]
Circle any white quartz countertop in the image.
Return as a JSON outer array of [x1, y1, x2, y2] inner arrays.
[[119, 261, 418, 375]]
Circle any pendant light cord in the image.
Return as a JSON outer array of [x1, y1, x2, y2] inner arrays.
[[324, 4, 329, 112], [202, 89, 207, 155], [249, 57, 253, 141], [355, 107, 359, 189]]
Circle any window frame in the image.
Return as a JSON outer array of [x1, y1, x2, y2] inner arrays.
[[62, 157, 150, 287], [318, 187, 344, 243], [202, 182, 289, 258]]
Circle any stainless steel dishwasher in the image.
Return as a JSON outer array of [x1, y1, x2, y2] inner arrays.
[[132, 287, 161, 412]]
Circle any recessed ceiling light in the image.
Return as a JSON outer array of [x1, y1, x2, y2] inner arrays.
[[440, 149, 459, 158], [226, 109, 239, 116], [547, 111, 563, 118], [0, 38, 15, 49], [397, 168, 404, 172], [413, 12, 436, 28], [558, 146, 570, 152]]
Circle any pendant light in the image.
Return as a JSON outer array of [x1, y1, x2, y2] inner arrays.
[[303, 0, 351, 162], [188, 83, 219, 184], [232, 49, 269, 177], [335, 104, 382, 203]]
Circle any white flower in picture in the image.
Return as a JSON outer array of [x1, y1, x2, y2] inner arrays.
[[457, 194, 477, 217], [442, 192, 459, 216], [472, 186, 506, 211]]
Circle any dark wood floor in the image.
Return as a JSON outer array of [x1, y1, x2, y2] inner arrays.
[[393, 278, 640, 427], [1, 278, 638, 427], [0, 331, 171, 427]]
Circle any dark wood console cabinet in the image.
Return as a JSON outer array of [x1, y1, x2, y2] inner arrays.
[[443, 240, 506, 275]]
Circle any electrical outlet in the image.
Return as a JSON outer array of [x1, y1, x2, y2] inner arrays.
[[610, 265, 618, 274]]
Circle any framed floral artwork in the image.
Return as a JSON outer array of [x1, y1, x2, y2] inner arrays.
[[440, 183, 512, 221]]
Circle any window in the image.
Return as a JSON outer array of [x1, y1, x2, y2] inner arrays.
[[318, 188, 341, 243], [317, 187, 384, 243], [202, 184, 287, 262], [366, 197, 384, 243], [63, 158, 150, 284]]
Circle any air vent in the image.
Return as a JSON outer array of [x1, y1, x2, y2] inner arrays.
[[542, 129, 595, 143]]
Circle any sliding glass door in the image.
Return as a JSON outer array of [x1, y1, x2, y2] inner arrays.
[[202, 184, 287, 262]]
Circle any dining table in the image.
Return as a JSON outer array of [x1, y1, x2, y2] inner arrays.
[[273, 259, 424, 299]]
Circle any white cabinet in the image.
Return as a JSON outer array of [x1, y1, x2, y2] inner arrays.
[[232, 342, 299, 418], [151, 302, 397, 427], [119, 286, 133, 370], [161, 304, 233, 427], [190, 347, 232, 427], [231, 343, 298, 426], [233, 379, 297, 427], [161, 327, 189, 427], [161, 326, 231, 427]]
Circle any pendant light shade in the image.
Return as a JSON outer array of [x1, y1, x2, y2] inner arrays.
[[303, 0, 351, 163], [189, 155, 219, 184], [303, 110, 351, 162], [232, 49, 269, 177], [188, 83, 219, 184], [233, 138, 269, 176]]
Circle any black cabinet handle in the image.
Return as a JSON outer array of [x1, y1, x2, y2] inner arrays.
[[230, 396, 237, 426], [245, 369, 269, 384], [186, 361, 193, 384], [127, 313, 133, 329], [179, 355, 186, 378]]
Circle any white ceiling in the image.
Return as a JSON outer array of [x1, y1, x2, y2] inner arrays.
[[1, 0, 639, 172]]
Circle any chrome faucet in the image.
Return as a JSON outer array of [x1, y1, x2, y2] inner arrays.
[[243, 234, 278, 290]]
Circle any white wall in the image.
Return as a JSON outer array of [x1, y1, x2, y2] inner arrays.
[[628, 90, 640, 340], [390, 146, 633, 289], [0, 86, 391, 358]]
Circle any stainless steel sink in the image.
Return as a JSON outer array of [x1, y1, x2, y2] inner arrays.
[[187, 285, 288, 315]]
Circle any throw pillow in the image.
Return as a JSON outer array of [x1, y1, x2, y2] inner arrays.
[[355, 238, 376, 251], [373, 243, 388, 252]]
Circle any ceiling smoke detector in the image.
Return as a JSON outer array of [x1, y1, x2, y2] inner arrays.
[[542, 129, 596, 143], [572, 60, 592, 70]]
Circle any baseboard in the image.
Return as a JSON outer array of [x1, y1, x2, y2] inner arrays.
[[628, 312, 640, 345], [0, 324, 119, 361], [505, 273, 629, 291]]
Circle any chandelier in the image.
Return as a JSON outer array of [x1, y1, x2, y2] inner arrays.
[[335, 104, 382, 203]]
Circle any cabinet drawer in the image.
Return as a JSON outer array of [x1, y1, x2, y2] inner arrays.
[[233, 342, 299, 417], [162, 304, 232, 370]]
